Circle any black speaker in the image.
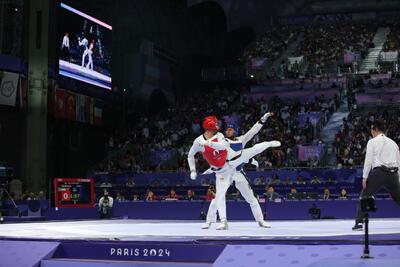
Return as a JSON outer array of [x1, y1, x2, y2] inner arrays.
[[28, 200, 41, 216]]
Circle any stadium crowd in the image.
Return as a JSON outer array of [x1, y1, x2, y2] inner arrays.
[[103, 187, 354, 202], [243, 25, 300, 63], [295, 21, 376, 69], [89, 18, 400, 199], [383, 21, 400, 52], [96, 181, 354, 203], [245, 20, 378, 78], [93, 86, 341, 174], [334, 109, 400, 167]]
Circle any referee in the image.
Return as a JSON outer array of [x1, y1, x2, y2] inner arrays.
[[352, 120, 400, 231]]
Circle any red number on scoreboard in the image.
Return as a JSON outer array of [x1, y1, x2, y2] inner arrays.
[[61, 188, 71, 201]]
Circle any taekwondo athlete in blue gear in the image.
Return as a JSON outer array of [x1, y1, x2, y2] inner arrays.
[[202, 112, 279, 229]]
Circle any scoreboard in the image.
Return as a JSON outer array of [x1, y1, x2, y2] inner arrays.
[[54, 178, 94, 208]]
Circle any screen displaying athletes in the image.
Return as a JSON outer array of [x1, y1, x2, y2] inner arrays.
[[58, 3, 112, 90]]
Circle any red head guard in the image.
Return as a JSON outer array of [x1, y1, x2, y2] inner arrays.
[[202, 116, 218, 131]]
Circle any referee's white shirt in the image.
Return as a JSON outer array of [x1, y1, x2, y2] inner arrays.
[[363, 133, 400, 178]]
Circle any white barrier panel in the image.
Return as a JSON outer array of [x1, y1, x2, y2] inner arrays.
[[0, 71, 19, 107], [288, 56, 304, 65], [380, 51, 398, 62]]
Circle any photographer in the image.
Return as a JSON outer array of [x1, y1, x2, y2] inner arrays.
[[98, 191, 114, 219]]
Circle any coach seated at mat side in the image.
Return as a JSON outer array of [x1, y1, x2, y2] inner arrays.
[[286, 187, 300, 200], [184, 189, 196, 201], [263, 186, 280, 202]]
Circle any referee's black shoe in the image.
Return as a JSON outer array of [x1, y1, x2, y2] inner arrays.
[[352, 223, 363, 231]]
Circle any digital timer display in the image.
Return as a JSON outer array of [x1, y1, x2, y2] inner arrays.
[[54, 178, 94, 208]]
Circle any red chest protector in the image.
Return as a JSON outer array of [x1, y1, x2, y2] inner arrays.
[[201, 137, 227, 168]]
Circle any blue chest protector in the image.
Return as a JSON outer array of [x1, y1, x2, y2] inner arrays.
[[230, 142, 243, 152], [229, 141, 244, 171]]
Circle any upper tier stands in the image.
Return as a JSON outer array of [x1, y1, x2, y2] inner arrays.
[[295, 21, 376, 68], [245, 20, 381, 78], [244, 25, 300, 64]]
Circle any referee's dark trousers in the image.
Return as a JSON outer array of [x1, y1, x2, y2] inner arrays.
[[356, 167, 400, 223]]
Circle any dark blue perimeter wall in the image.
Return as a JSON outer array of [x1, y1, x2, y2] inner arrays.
[[38, 199, 400, 220]]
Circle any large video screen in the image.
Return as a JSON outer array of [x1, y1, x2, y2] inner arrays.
[[58, 3, 112, 90]]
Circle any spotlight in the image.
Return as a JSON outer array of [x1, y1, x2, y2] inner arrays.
[[250, 74, 254, 78]]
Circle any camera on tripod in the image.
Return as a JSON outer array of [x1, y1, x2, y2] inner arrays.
[[0, 172, 10, 222], [361, 196, 377, 213], [0, 164, 18, 222], [0, 163, 13, 187], [0, 177, 11, 199]]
